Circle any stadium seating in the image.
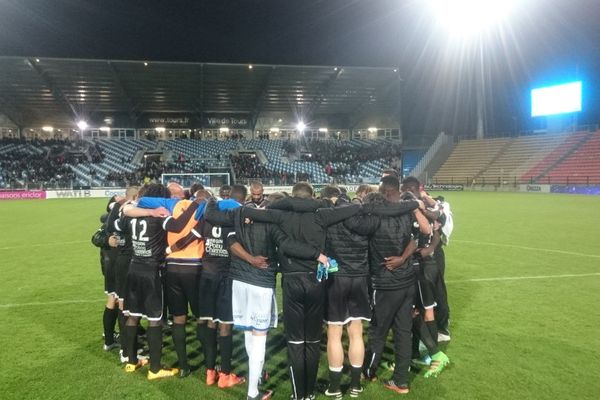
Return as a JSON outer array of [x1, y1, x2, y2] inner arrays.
[[433, 138, 511, 184], [520, 132, 590, 182], [542, 131, 600, 184]]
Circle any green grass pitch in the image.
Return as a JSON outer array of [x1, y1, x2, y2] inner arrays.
[[1, 192, 599, 399]]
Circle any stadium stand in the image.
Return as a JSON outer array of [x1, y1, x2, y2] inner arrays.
[[542, 131, 600, 184], [432, 137, 511, 184]]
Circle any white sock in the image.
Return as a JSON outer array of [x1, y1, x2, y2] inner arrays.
[[244, 330, 253, 359], [248, 334, 267, 398]]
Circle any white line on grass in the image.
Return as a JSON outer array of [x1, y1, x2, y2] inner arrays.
[[446, 272, 600, 284], [0, 240, 88, 251], [453, 239, 600, 259], [0, 299, 102, 309], [2, 273, 600, 309]]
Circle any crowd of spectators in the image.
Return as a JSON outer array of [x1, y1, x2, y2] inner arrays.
[[230, 153, 295, 185]]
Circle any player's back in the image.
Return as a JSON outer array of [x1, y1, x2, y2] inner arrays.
[[126, 216, 167, 264]]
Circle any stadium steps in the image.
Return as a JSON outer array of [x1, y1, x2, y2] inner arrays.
[[541, 131, 600, 184], [472, 139, 514, 183], [529, 132, 593, 183]]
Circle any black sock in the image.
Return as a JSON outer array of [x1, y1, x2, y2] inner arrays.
[[118, 311, 127, 355], [172, 323, 188, 370], [417, 316, 438, 355], [199, 325, 217, 369], [426, 321, 439, 354], [219, 335, 233, 374], [103, 307, 118, 345], [147, 326, 163, 373], [350, 366, 362, 389], [328, 369, 343, 392], [125, 325, 138, 364]]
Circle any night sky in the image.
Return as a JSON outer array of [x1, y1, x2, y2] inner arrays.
[[1, 0, 599, 137]]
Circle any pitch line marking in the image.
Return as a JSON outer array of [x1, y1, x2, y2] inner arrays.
[[453, 239, 600, 259], [2, 273, 600, 309], [0, 240, 88, 251], [0, 299, 102, 309], [446, 272, 600, 284]]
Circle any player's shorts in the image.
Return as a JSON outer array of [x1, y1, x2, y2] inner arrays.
[[198, 273, 232, 324], [415, 256, 437, 310], [123, 260, 163, 321], [101, 248, 118, 297], [165, 263, 201, 317], [324, 275, 371, 325], [231, 279, 277, 331], [115, 253, 131, 301]]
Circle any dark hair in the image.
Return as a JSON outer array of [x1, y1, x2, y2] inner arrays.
[[381, 168, 399, 178], [292, 182, 314, 199], [142, 183, 170, 198], [401, 176, 420, 193], [363, 192, 386, 205], [320, 185, 341, 200], [379, 175, 400, 194], [230, 184, 248, 203], [190, 182, 205, 194], [219, 185, 232, 197]]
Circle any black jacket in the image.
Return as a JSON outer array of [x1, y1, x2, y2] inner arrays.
[[350, 201, 419, 290], [205, 200, 320, 287], [324, 198, 420, 277], [242, 197, 361, 274]]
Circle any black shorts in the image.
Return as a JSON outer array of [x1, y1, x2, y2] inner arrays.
[[198, 273, 233, 323], [123, 260, 163, 321], [115, 253, 131, 301], [415, 257, 437, 309], [325, 275, 371, 324], [165, 263, 201, 317], [101, 248, 118, 296]]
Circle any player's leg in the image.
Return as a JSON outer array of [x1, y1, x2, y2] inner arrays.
[[166, 265, 194, 377], [433, 244, 450, 338], [244, 282, 276, 400], [102, 250, 119, 351], [145, 268, 179, 380], [386, 286, 415, 394], [347, 276, 370, 397], [197, 275, 219, 384], [216, 277, 244, 388], [304, 277, 326, 399], [325, 276, 345, 398], [347, 320, 365, 396], [283, 275, 307, 400], [364, 290, 395, 381]]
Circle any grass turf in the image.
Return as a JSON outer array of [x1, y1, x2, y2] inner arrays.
[[0, 192, 599, 399]]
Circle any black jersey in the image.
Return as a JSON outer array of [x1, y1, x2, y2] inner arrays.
[[116, 216, 167, 263], [201, 219, 233, 276], [107, 203, 133, 256]]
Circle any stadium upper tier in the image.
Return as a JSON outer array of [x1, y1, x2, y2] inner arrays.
[[0, 138, 401, 188], [432, 130, 600, 185]]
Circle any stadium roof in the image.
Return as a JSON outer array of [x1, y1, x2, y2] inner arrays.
[[0, 56, 402, 129]]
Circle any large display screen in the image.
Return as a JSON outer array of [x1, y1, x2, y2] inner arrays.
[[531, 81, 582, 117]]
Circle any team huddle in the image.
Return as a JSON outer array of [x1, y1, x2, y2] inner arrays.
[[96, 174, 453, 400]]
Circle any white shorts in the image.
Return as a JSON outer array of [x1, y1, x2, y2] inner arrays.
[[231, 279, 277, 332]]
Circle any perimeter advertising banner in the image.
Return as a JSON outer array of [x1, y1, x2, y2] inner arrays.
[[0, 190, 46, 200]]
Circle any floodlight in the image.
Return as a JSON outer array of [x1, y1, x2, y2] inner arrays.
[[155, 127, 166, 133], [269, 127, 280, 133], [220, 127, 230, 133], [368, 127, 377, 133], [428, 0, 517, 37], [99, 126, 110, 132], [42, 126, 54, 132], [77, 120, 88, 130], [296, 121, 306, 131], [318, 128, 328, 133]]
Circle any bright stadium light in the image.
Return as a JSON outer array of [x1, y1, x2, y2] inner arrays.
[[155, 127, 166, 133], [318, 127, 328, 133], [77, 120, 88, 130], [428, 0, 518, 37], [99, 126, 110, 132], [296, 121, 306, 132], [42, 126, 54, 132]]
